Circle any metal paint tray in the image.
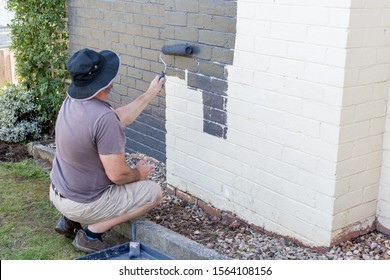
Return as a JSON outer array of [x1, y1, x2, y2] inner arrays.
[[75, 242, 174, 260]]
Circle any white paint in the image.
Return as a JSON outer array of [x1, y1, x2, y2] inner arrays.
[[166, 0, 390, 246]]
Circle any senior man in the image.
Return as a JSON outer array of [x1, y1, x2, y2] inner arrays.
[[50, 48, 164, 253]]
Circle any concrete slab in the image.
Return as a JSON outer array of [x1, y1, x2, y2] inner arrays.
[[117, 219, 228, 260]]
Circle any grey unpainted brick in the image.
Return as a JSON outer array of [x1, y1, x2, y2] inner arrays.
[[199, 0, 237, 17], [68, 0, 237, 161], [212, 47, 234, 64], [112, 22, 127, 33], [149, 15, 165, 28], [142, 26, 161, 38], [199, 60, 226, 80], [112, 42, 127, 55], [111, 2, 127, 12], [199, 30, 235, 48], [77, 8, 103, 19], [127, 24, 143, 37], [174, 26, 199, 42], [134, 36, 151, 48], [188, 73, 212, 92], [133, 14, 152, 25], [142, 48, 159, 61], [119, 33, 134, 45], [204, 120, 228, 139], [187, 14, 236, 33], [79, 18, 99, 29], [175, 0, 199, 13], [175, 57, 199, 73], [203, 92, 228, 110], [187, 14, 215, 30], [204, 106, 228, 124], [165, 11, 187, 26], [142, 3, 162, 16]]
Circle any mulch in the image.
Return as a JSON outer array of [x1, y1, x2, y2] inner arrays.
[[0, 141, 31, 162]]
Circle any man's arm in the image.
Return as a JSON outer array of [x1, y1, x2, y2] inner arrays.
[[115, 76, 164, 127], [100, 153, 155, 185]]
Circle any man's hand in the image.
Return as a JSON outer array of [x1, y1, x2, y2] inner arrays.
[[115, 75, 165, 127], [136, 158, 155, 180], [146, 75, 165, 98]]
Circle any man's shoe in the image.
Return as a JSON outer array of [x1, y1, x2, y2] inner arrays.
[[72, 229, 107, 253], [54, 215, 82, 238]]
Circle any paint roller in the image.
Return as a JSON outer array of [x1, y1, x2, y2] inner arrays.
[[159, 43, 194, 80], [162, 43, 194, 56]]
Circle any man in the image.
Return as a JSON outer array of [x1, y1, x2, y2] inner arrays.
[[50, 48, 165, 253]]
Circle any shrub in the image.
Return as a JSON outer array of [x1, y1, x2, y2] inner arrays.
[[6, 0, 69, 134], [0, 85, 42, 143]]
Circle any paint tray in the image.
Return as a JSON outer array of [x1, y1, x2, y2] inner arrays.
[[75, 241, 174, 260]]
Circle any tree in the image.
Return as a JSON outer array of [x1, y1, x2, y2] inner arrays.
[[6, 0, 69, 134]]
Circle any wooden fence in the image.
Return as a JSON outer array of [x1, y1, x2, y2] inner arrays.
[[0, 48, 17, 87]]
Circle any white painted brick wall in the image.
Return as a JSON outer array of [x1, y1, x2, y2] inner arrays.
[[379, 92, 390, 231], [166, 0, 390, 246], [336, 1, 390, 239]]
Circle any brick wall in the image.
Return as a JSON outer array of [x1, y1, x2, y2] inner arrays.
[[166, 0, 390, 247], [68, 0, 167, 161], [165, 0, 237, 139], [167, 0, 346, 247], [334, 1, 390, 241], [376, 0, 390, 235], [67, 0, 236, 162], [67, 0, 390, 247]]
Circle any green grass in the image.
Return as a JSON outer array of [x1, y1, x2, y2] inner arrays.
[[0, 159, 83, 260]]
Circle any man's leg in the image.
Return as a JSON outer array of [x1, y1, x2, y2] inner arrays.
[[72, 183, 162, 253], [88, 189, 162, 233], [55, 215, 82, 238], [50, 184, 83, 238]]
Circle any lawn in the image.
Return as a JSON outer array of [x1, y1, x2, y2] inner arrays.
[[0, 159, 83, 260]]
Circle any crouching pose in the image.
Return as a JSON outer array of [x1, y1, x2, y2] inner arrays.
[[50, 48, 164, 252]]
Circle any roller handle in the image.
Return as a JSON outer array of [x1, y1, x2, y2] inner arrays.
[[159, 71, 165, 80]]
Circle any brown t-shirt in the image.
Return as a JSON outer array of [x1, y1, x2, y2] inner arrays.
[[50, 96, 125, 203]]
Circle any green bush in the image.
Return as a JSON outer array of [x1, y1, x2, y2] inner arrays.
[[6, 0, 69, 135], [0, 85, 42, 143]]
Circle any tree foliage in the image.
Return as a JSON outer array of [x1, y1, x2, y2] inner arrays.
[[6, 0, 69, 134]]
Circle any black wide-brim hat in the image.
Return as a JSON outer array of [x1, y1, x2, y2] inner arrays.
[[66, 48, 120, 100]]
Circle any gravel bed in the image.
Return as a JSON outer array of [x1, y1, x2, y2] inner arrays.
[[126, 153, 390, 260]]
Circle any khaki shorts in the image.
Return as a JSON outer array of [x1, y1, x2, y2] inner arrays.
[[49, 181, 160, 225]]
